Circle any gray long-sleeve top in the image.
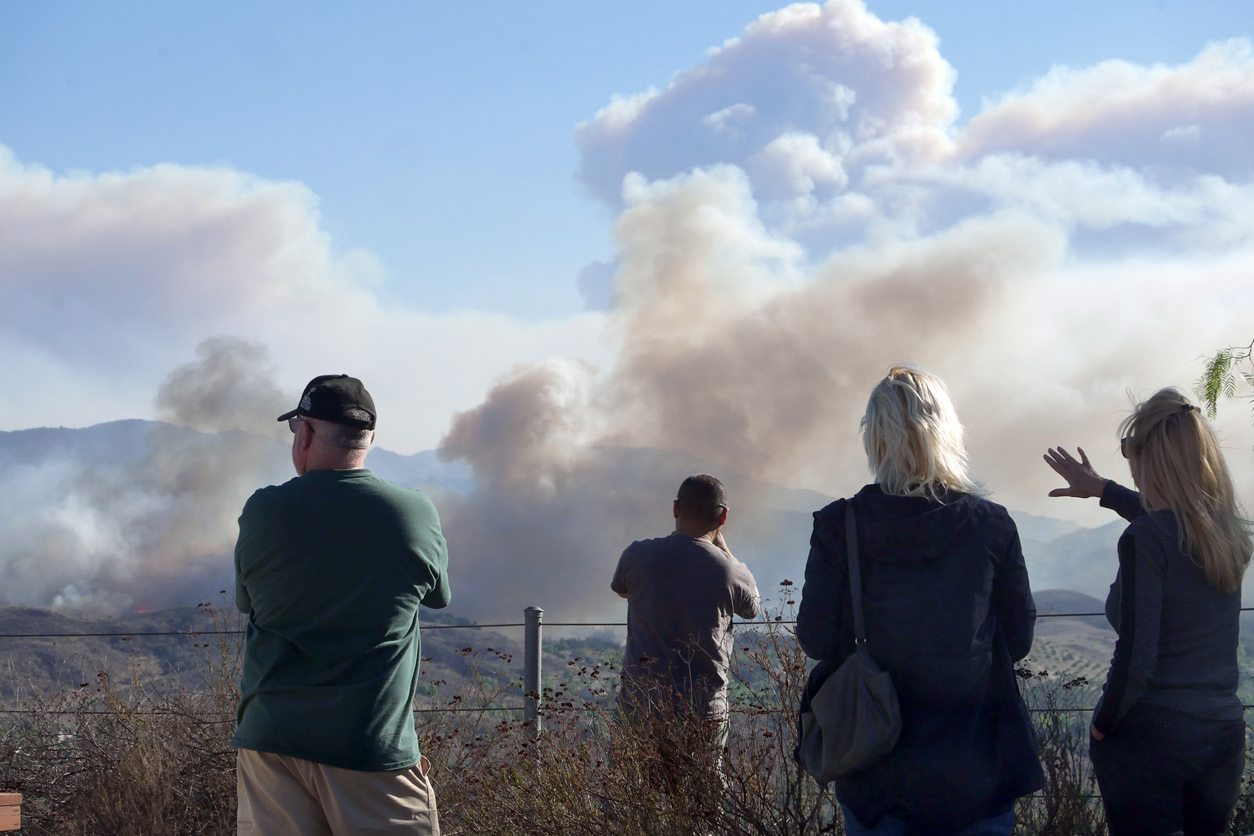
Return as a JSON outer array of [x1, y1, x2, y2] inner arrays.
[[1092, 481, 1243, 735]]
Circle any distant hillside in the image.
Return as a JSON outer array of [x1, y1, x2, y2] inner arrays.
[[0, 419, 472, 495], [0, 420, 156, 468], [1020, 589, 1114, 705], [1034, 589, 1110, 623], [6, 591, 1254, 717], [1020, 590, 1254, 709], [1023, 521, 1124, 600], [0, 604, 211, 704], [1009, 510, 1083, 551], [0, 603, 541, 708], [1010, 510, 1084, 596]]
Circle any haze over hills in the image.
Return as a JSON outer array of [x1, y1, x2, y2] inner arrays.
[[0, 419, 1130, 618], [0, 420, 473, 617], [0, 420, 472, 497]]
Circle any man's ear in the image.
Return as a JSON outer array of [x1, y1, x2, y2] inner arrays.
[[717, 506, 728, 527], [672, 499, 680, 519], [298, 420, 315, 451]]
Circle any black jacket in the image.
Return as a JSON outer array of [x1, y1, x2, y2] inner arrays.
[[796, 485, 1045, 833]]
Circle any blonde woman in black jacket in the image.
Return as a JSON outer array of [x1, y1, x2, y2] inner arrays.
[[798, 365, 1043, 835]]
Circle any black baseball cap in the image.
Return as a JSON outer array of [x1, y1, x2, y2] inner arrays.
[[277, 375, 377, 430]]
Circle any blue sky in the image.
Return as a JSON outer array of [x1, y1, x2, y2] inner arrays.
[[1, 0, 1247, 318]]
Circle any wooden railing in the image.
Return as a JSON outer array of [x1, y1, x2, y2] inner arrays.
[[0, 793, 20, 832]]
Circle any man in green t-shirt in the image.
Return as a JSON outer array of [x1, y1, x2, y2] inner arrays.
[[231, 374, 451, 836]]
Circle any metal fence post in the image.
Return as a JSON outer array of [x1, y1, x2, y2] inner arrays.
[[524, 606, 543, 734]]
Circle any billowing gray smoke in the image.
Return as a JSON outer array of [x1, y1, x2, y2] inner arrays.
[[0, 338, 290, 615], [436, 361, 701, 622], [434, 1, 1254, 621], [434, 196, 1059, 622], [155, 338, 290, 438]]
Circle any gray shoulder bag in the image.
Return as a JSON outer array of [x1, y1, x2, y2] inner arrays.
[[796, 502, 902, 782]]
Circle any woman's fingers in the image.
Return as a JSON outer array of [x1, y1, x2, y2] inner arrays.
[[1043, 448, 1076, 476], [1051, 446, 1079, 466], [1044, 445, 1105, 499]]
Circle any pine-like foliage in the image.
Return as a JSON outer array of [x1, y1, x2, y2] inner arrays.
[[1194, 342, 1254, 419]]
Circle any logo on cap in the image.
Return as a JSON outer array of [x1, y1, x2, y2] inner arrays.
[[278, 376, 375, 429]]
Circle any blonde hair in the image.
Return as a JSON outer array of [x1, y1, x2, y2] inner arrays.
[[861, 365, 983, 500], [1120, 388, 1252, 593]]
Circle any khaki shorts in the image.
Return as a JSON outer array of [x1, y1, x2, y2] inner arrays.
[[237, 749, 440, 836]]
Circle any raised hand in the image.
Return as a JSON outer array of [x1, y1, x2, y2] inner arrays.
[[1043, 446, 1108, 499]]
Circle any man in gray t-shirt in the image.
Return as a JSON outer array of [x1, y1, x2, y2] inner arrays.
[[611, 474, 760, 721]]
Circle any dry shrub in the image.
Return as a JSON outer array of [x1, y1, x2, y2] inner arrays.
[[1012, 670, 1105, 836], [0, 602, 240, 836], [423, 586, 841, 836], [1229, 721, 1254, 836], [427, 701, 729, 836], [3, 591, 1254, 834], [58, 674, 234, 835]]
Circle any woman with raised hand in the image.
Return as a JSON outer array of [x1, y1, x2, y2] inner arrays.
[[797, 365, 1044, 835], [1045, 388, 1251, 835]]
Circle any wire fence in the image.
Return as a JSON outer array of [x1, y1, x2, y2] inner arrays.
[[0, 607, 1235, 640], [4, 601, 1248, 641], [4, 606, 1254, 719]]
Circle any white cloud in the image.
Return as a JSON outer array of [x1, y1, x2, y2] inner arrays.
[[915, 154, 1254, 246], [575, 0, 957, 206], [0, 147, 609, 452], [959, 39, 1254, 178], [577, 6, 1254, 260], [703, 102, 757, 136], [750, 132, 850, 201], [1160, 125, 1201, 143]]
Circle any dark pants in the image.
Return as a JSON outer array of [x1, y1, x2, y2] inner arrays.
[[1090, 702, 1245, 836], [839, 803, 1014, 836]]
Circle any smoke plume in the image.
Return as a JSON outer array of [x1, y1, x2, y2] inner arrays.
[[436, 0, 1254, 622], [0, 338, 291, 615]]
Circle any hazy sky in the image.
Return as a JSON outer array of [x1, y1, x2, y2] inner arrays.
[[2, 0, 1253, 520]]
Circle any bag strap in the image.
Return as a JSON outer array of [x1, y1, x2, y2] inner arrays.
[[844, 502, 867, 646]]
